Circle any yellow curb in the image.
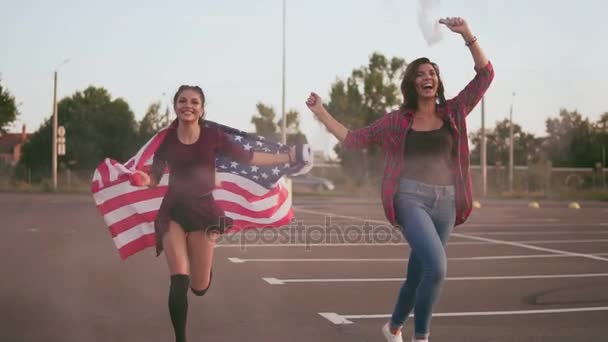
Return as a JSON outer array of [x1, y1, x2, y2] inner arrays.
[[473, 200, 482, 209], [528, 201, 540, 209], [568, 202, 581, 209]]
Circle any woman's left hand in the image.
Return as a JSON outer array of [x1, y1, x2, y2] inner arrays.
[[439, 17, 471, 36]]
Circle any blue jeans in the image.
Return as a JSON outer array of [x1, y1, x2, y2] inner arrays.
[[390, 178, 456, 339]]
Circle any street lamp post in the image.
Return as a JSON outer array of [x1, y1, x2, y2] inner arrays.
[[52, 59, 69, 191], [603, 145, 606, 188], [508, 92, 515, 193], [162, 92, 171, 126], [481, 96, 487, 197], [280, 0, 287, 144]]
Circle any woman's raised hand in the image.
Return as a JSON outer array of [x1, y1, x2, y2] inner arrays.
[[306, 92, 326, 119], [439, 17, 471, 36]]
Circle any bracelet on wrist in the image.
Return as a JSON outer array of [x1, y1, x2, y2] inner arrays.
[[465, 35, 478, 47]]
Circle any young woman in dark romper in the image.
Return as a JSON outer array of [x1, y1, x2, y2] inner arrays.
[[132, 85, 296, 342]]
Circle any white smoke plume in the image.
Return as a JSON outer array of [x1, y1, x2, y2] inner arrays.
[[417, 0, 443, 46]]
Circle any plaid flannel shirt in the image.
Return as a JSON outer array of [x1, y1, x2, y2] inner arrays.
[[343, 61, 494, 227]]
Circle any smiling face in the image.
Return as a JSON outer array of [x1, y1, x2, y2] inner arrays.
[[173, 88, 204, 123], [415, 63, 440, 99], [400, 57, 446, 110]]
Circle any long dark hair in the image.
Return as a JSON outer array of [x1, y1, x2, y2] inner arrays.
[[173, 85, 206, 107], [400, 57, 446, 111]]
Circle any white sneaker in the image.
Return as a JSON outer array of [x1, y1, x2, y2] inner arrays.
[[382, 322, 403, 342], [412, 337, 429, 342]]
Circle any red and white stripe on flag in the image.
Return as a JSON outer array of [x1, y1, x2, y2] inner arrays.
[[91, 128, 293, 260]]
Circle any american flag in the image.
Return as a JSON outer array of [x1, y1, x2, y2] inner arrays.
[[91, 120, 312, 260]]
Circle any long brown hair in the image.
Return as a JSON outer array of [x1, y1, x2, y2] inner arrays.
[[400, 57, 446, 111], [173, 85, 206, 106]]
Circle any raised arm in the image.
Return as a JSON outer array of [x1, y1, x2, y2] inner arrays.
[[306, 92, 348, 142], [216, 128, 295, 167], [439, 17, 488, 69], [440, 17, 494, 116], [305, 92, 388, 150]]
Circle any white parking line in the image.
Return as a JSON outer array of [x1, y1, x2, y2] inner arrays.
[[228, 253, 608, 263], [228, 257, 409, 263], [294, 221, 607, 229], [467, 230, 608, 236], [454, 239, 608, 244], [459, 222, 607, 228], [263, 273, 608, 285], [295, 208, 608, 228], [294, 208, 608, 262], [216, 242, 404, 248], [215, 238, 608, 248], [223, 230, 608, 240], [479, 218, 561, 222], [464, 223, 608, 227], [319, 306, 608, 324], [453, 233, 608, 262]]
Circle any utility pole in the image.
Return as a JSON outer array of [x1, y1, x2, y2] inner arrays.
[[52, 71, 58, 190], [162, 92, 170, 126], [52, 58, 70, 190], [508, 92, 515, 193], [281, 0, 287, 144], [481, 96, 487, 196], [603, 145, 606, 188]]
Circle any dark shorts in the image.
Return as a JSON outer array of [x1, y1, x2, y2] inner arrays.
[[154, 193, 233, 255]]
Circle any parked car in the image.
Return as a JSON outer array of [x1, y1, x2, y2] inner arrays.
[[289, 174, 335, 192]]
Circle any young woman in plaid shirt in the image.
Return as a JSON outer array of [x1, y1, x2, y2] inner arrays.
[[306, 17, 494, 342]]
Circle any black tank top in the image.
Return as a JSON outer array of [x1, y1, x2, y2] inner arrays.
[[401, 123, 454, 185]]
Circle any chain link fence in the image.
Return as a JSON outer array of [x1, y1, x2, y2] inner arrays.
[[310, 162, 608, 200], [0, 162, 93, 192], [469, 164, 607, 198], [1, 161, 607, 200]]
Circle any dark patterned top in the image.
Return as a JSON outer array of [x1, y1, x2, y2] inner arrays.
[[401, 123, 454, 185], [343, 61, 494, 226], [151, 124, 253, 197]]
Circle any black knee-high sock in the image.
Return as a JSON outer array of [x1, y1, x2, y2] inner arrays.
[[169, 274, 190, 342]]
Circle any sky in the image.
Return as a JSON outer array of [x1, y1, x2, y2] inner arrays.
[[1, 0, 607, 158]]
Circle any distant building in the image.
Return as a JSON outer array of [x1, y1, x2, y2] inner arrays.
[[0, 125, 31, 166]]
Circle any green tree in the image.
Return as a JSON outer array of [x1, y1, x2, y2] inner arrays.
[[470, 119, 541, 166], [251, 103, 307, 144], [595, 112, 608, 133], [251, 103, 277, 137], [277, 109, 307, 145], [138, 101, 164, 144], [326, 52, 407, 182], [20, 86, 138, 177], [544, 109, 597, 167], [0, 80, 19, 133]]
